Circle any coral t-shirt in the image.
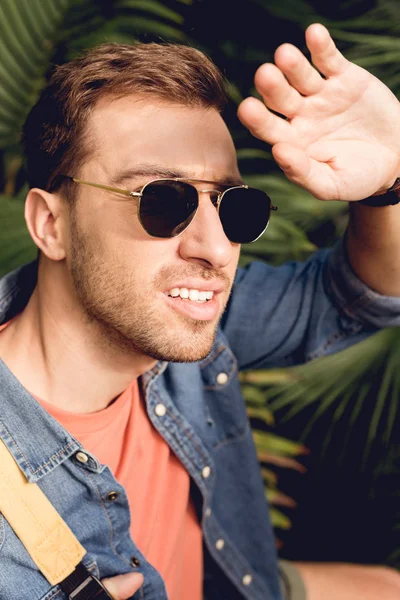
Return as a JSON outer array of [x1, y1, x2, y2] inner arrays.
[[0, 320, 203, 599]]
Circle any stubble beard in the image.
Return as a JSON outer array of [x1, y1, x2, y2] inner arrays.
[[69, 220, 232, 363]]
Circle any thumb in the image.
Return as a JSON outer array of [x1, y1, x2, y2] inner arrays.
[[101, 572, 144, 599]]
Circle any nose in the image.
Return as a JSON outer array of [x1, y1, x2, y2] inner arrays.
[[178, 192, 237, 269]]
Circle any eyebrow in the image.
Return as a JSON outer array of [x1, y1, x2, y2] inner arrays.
[[109, 164, 245, 188]]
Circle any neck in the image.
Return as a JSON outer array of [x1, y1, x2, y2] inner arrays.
[[0, 265, 156, 414]]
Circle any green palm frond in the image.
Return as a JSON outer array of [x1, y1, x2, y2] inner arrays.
[[118, 0, 185, 25], [254, 424, 305, 531], [250, 328, 400, 463], [243, 381, 306, 530], [269, 507, 292, 531], [225, 81, 244, 106], [58, 0, 189, 58], [240, 215, 316, 267], [248, 0, 318, 27], [111, 15, 186, 42], [245, 0, 400, 96], [0, 0, 69, 148], [329, 27, 400, 95], [243, 173, 348, 233], [237, 148, 272, 162], [239, 177, 320, 266]]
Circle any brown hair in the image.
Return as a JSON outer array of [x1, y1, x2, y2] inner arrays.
[[22, 42, 227, 199]]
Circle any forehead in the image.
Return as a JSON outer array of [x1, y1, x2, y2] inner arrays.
[[81, 96, 241, 183]]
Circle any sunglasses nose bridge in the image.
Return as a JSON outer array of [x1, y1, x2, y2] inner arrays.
[[198, 188, 223, 209]]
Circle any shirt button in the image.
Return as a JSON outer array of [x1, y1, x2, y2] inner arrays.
[[76, 451, 89, 464], [215, 539, 225, 550], [205, 508, 211, 517], [106, 491, 119, 502], [202, 466, 211, 479], [154, 403, 167, 417], [131, 556, 141, 567], [216, 372, 228, 385], [242, 574, 252, 586]]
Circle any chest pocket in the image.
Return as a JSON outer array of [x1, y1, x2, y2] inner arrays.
[[201, 340, 249, 446]]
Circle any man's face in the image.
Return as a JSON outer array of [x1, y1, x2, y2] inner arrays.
[[66, 97, 242, 362]]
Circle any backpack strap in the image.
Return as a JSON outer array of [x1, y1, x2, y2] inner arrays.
[[0, 438, 112, 598]]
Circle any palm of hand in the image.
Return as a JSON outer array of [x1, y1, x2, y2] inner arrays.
[[238, 24, 400, 201]]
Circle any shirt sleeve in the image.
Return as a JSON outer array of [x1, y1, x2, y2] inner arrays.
[[326, 236, 400, 328], [221, 238, 400, 370]]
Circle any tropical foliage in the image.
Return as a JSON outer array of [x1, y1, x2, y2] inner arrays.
[[1, 0, 399, 559]]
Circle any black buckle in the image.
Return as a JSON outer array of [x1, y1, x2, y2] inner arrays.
[[59, 563, 114, 599]]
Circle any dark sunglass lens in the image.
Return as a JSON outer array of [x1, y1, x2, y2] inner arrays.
[[219, 187, 271, 243], [139, 180, 198, 238]]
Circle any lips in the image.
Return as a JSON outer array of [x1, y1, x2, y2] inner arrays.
[[163, 293, 220, 321], [161, 277, 227, 320]]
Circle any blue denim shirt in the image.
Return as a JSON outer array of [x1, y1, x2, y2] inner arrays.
[[1, 241, 400, 600]]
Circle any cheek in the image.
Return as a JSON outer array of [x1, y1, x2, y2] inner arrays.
[[104, 236, 178, 286], [105, 204, 143, 242]]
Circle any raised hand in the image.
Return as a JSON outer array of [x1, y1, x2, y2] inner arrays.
[[238, 23, 400, 202]]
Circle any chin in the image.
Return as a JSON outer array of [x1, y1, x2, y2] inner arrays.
[[156, 346, 213, 363], [134, 324, 217, 364], [144, 339, 215, 363]]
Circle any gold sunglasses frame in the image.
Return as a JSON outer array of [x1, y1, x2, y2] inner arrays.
[[63, 176, 277, 242]]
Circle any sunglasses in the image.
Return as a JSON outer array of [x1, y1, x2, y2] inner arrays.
[[62, 176, 277, 244]]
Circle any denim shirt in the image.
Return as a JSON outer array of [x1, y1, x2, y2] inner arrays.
[[1, 241, 400, 600]]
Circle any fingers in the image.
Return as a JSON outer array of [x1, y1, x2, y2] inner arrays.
[[305, 23, 348, 77], [274, 43, 324, 96], [102, 572, 144, 600], [240, 24, 347, 148], [237, 96, 294, 145], [254, 63, 302, 119]]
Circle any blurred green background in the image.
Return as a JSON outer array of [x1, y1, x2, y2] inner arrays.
[[1, 0, 400, 568]]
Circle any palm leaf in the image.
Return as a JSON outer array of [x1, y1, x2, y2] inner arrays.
[[240, 214, 316, 267], [0, 0, 69, 148], [114, 15, 186, 41], [260, 329, 400, 463], [248, 0, 319, 27], [243, 374, 306, 531], [118, 0, 184, 25]]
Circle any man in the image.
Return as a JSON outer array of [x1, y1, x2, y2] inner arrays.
[[0, 21, 399, 600]]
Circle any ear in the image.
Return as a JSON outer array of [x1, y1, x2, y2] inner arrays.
[[24, 188, 66, 261]]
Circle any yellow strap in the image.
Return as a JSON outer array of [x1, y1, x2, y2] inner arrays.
[[0, 439, 86, 585]]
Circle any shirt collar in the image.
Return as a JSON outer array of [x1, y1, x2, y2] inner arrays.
[[0, 357, 80, 482]]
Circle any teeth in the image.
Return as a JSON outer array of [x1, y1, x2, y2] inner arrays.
[[189, 289, 199, 301], [167, 288, 215, 301]]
